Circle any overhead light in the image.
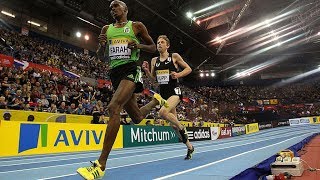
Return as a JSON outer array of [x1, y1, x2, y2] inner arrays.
[[211, 73, 215, 77], [77, 16, 101, 29], [318, 32, 320, 35], [205, 73, 209, 77], [200, 73, 204, 77], [186, 12, 193, 19], [235, 72, 251, 78], [76, 32, 81, 38], [1, 10, 15, 18], [215, 36, 222, 43], [276, 42, 282, 46], [264, 19, 271, 26], [193, 0, 234, 15], [27, 21, 40, 27], [84, 35, 89, 40]]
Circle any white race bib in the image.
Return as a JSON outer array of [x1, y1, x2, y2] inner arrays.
[[156, 69, 170, 84], [109, 38, 131, 60]]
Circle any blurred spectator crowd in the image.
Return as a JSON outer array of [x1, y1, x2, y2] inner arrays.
[[0, 28, 109, 79], [1, 27, 320, 125]]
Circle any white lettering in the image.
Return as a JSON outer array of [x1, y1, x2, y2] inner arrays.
[[193, 129, 210, 139], [131, 128, 171, 143], [131, 128, 140, 142]]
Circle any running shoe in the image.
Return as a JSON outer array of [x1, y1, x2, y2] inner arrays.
[[77, 160, 105, 180], [185, 146, 195, 160], [153, 93, 169, 108]]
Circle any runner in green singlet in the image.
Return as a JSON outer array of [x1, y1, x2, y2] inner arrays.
[[76, 1, 168, 179]]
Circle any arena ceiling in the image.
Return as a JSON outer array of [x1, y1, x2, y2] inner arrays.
[[2, 0, 320, 80]]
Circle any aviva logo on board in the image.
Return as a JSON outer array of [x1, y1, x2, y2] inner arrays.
[[19, 124, 48, 153], [18, 123, 104, 153]]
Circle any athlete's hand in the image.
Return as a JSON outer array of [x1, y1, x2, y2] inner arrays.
[[128, 41, 139, 50], [142, 61, 149, 72], [170, 71, 180, 79], [98, 34, 107, 46]]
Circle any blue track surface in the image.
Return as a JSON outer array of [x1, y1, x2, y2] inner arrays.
[[0, 125, 319, 180]]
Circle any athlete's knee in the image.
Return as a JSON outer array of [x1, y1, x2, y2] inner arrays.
[[159, 108, 169, 118], [107, 101, 122, 116]]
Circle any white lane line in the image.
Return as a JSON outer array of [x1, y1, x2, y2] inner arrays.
[[0, 138, 217, 163], [0, 141, 214, 167], [38, 173, 77, 180], [27, 131, 317, 180], [154, 133, 314, 180]]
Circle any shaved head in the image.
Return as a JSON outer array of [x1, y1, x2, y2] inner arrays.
[[110, 0, 128, 11]]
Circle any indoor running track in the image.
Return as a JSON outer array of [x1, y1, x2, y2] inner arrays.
[[1, 125, 320, 180]]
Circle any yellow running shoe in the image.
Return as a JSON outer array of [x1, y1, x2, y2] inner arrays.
[[77, 160, 105, 180], [153, 93, 169, 108]]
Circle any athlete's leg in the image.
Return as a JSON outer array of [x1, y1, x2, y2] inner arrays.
[[77, 79, 137, 179], [139, 98, 159, 118], [158, 96, 183, 129], [158, 96, 194, 159], [123, 94, 158, 124], [98, 79, 136, 170], [123, 94, 157, 124], [170, 108, 193, 150]]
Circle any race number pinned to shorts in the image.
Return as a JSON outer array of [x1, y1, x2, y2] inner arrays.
[[156, 69, 169, 84], [136, 66, 143, 84], [174, 87, 182, 95], [109, 38, 131, 60]]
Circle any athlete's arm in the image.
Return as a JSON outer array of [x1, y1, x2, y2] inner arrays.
[[171, 53, 192, 79], [142, 58, 157, 82], [96, 25, 109, 59], [132, 22, 156, 53], [150, 57, 157, 81]]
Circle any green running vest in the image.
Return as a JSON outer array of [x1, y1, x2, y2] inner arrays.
[[106, 21, 140, 69]]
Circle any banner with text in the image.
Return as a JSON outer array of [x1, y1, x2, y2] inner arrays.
[[186, 127, 211, 141], [272, 119, 290, 128], [0, 120, 123, 157], [245, 123, 259, 134], [309, 116, 320, 124], [232, 126, 246, 137], [210, 127, 219, 140], [123, 126, 179, 147], [289, 118, 311, 126], [258, 122, 273, 130], [218, 127, 232, 139]]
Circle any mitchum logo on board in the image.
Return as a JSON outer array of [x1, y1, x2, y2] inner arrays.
[[123, 126, 179, 147], [131, 127, 173, 142]]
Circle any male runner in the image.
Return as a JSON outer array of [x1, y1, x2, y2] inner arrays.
[[142, 35, 194, 160], [77, 1, 167, 179]]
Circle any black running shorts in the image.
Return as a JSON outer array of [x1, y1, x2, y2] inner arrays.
[[109, 62, 143, 93], [159, 85, 183, 100]]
